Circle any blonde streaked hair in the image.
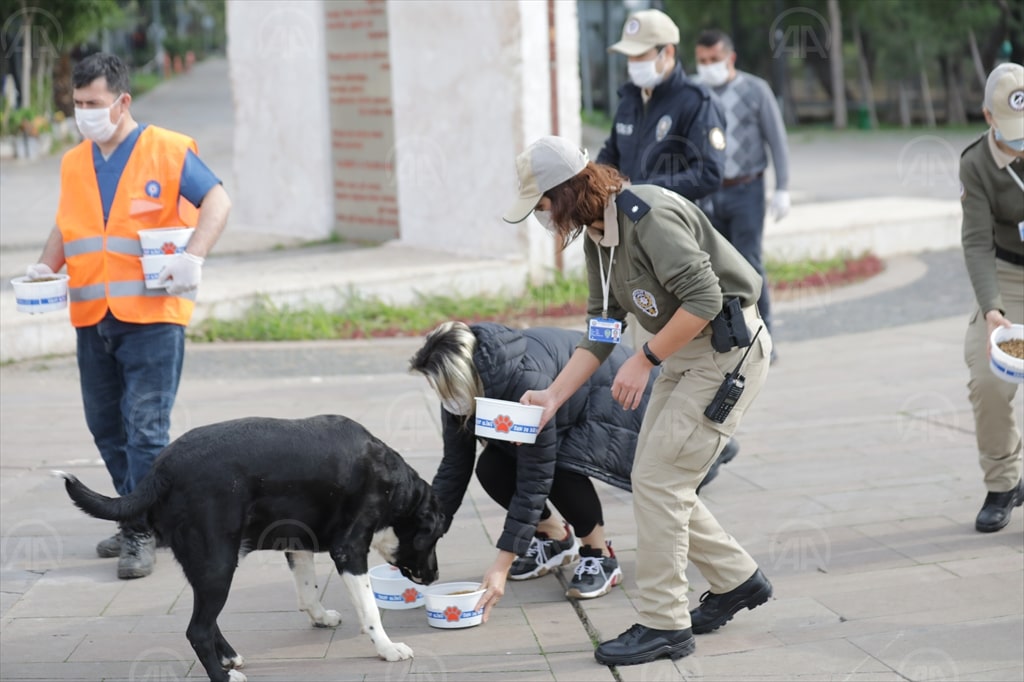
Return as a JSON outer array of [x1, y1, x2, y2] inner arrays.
[[409, 321, 483, 427]]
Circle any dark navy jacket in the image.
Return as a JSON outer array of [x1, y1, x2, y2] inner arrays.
[[430, 323, 655, 556], [597, 63, 725, 201]]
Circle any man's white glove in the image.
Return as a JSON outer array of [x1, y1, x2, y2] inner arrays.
[[157, 252, 204, 295], [769, 190, 791, 221], [25, 263, 55, 280]]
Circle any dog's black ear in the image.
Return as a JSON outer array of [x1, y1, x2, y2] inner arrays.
[[414, 495, 448, 551]]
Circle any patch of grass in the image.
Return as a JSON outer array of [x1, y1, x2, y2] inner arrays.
[[192, 254, 881, 342], [131, 72, 163, 97], [581, 109, 613, 131]]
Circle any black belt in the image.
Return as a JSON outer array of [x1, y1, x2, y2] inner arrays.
[[722, 172, 763, 188], [996, 245, 1024, 266]]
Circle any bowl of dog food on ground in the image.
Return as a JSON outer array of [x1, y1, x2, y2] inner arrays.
[[10, 274, 70, 314], [138, 227, 194, 255], [422, 582, 485, 629], [990, 324, 1024, 384], [474, 398, 544, 444], [368, 563, 425, 610]]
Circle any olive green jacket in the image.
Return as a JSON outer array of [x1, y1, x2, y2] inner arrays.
[[959, 131, 1024, 315], [577, 184, 762, 362]]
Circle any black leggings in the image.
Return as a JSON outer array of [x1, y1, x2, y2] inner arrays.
[[474, 444, 604, 538]]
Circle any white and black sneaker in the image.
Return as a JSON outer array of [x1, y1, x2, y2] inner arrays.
[[566, 543, 622, 599], [509, 524, 579, 581]]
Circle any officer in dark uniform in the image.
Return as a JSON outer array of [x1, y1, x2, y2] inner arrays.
[[598, 9, 726, 203]]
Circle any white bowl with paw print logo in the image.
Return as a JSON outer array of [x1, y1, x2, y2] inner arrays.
[[368, 563, 425, 610], [422, 582, 485, 629], [474, 398, 543, 444], [138, 227, 194, 256]]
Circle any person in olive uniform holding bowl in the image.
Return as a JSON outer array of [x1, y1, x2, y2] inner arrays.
[[503, 136, 774, 666]]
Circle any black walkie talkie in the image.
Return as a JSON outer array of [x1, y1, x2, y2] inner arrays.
[[704, 326, 763, 424]]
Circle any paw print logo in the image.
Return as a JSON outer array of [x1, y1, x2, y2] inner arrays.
[[160, 242, 177, 255], [444, 605, 462, 622], [494, 414, 513, 434], [402, 588, 419, 603]]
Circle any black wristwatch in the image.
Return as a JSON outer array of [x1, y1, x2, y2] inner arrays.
[[642, 342, 662, 367]]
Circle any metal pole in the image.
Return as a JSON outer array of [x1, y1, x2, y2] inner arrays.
[[152, 0, 165, 78]]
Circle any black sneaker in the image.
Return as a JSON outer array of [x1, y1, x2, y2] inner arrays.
[[566, 543, 622, 599], [975, 478, 1024, 533], [690, 567, 772, 634], [96, 531, 122, 558], [594, 623, 695, 666], [118, 529, 156, 580], [697, 438, 740, 494], [508, 524, 578, 581]]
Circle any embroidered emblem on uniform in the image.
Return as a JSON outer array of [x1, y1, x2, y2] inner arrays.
[[632, 289, 659, 317], [1009, 89, 1024, 112], [709, 127, 726, 151], [625, 19, 640, 35], [616, 122, 634, 136], [145, 180, 161, 198], [959, 181, 965, 201], [656, 115, 672, 142]]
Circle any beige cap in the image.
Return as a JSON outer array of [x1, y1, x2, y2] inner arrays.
[[985, 62, 1024, 140], [608, 9, 680, 57], [503, 137, 588, 224]]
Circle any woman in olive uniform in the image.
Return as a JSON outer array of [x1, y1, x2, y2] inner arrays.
[[500, 136, 773, 666]]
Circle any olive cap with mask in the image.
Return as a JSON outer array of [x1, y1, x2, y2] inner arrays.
[[503, 136, 588, 224], [985, 62, 1024, 141], [608, 9, 680, 57]]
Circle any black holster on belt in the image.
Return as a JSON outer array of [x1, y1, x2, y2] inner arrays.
[[710, 298, 753, 352]]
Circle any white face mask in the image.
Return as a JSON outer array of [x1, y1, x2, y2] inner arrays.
[[441, 396, 474, 416], [533, 209, 557, 233], [75, 94, 123, 144], [697, 60, 730, 87], [627, 50, 666, 89]]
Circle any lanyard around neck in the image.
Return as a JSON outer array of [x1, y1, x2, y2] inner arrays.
[[597, 245, 616, 318]]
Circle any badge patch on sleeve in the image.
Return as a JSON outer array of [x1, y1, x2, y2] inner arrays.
[[632, 289, 659, 317], [959, 181, 966, 201], [709, 127, 726, 151], [656, 115, 672, 142]]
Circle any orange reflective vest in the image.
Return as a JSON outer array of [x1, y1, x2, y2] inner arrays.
[[56, 126, 200, 328]]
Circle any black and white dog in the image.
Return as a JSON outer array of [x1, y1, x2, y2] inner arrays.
[[55, 415, 447, 682]]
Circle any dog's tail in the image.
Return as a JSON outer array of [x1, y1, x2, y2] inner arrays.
[[51, 470, 167, 522]]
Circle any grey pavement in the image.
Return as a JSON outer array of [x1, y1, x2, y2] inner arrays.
[[1, 57, 1023, 681]]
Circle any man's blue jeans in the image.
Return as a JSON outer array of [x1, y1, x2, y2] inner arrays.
[[706, 176, 773, 334], [76, 313, 185, 496]]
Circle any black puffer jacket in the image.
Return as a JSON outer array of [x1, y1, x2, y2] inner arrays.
[[431, 323, 657, 556]]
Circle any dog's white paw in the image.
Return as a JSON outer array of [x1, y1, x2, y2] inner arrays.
[[313, 609, 342, 628], [227, 669, 247, 682], [221, 654, 244, 669], [378, 641, 414, 661]]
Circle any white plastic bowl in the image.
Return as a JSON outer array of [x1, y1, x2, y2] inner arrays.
[[140, 255, 176, 289], [990, 324, 1024, 384], [10, 274, 70, 314], [474, 398, 543, 444], [368, 564, 424, 610], [422, 581, 485, 629], [138, 227, 194, 256]]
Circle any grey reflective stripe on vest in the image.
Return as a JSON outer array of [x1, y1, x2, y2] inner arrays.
[[107, 236, 142, 256], [63, 236, 103, 258], [70, 281, 197, 303]]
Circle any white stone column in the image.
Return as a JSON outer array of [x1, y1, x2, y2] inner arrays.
[[226, 0, 334, 240]]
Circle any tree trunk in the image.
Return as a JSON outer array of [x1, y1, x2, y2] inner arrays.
[[52, 53, 74, 118], [917, 43, 936, 128], [967, 28, 987, 88], [827, 0, 847, 129], [942, 56, 968, 125], [898, 80, 912, 128], [853, 20, 877, 129], [20, 0, 32, 110]]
